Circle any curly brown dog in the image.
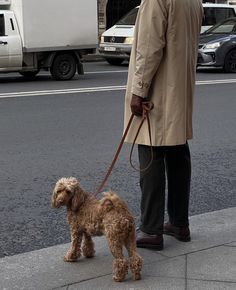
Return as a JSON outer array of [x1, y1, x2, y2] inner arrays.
[[51, 177, 142, 282]]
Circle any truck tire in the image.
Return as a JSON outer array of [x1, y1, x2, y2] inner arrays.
[[19, 70, 39, 78], [105, 58, 124, 66], [50, 54, 76, 80], [224, 50, 236, 73]]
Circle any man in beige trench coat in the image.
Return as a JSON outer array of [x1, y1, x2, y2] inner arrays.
[[124, 0, 203, 249]]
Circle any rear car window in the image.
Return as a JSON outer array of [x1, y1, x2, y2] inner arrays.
[[203, 7, 236, 26]]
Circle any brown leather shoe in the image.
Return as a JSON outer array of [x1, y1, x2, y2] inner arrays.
[[136, 229, 163, 250], [163, 222, 191, 242]]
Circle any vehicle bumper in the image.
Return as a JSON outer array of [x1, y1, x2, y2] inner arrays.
[[99, 43, 132, 59], [197, 49, 223, 67]]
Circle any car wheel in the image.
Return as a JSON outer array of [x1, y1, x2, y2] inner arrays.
[[50, 54, 76, 80], [105, 58, 124, 66], [224, 50, 236, 73]]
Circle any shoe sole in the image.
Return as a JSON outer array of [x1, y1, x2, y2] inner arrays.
[[136, 243, 163, 250], [163, 231, 191, 242]]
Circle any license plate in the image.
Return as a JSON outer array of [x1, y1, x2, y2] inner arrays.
[[104, 46, 116, 52]]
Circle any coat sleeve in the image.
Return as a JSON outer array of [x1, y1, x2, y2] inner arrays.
[[131, 0, 168, 98]]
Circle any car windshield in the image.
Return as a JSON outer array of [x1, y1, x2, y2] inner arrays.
[[205, 19, 236, 34], [116, 7, 138, 25]]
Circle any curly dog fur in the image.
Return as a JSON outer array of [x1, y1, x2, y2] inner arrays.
[[51, 177, 142, 282]]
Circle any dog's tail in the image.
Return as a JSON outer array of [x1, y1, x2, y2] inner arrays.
[[99, 191, 128, 213]]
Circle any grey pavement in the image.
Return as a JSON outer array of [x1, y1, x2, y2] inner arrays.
[[1, 207, 236, 290]]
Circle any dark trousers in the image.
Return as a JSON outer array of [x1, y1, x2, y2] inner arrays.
[[138, 143, 191, 235]]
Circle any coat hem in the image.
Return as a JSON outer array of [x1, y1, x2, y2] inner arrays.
[[124, 136, 193, 147]]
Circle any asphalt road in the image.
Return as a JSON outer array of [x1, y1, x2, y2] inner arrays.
[[0, 62, 235, 258]]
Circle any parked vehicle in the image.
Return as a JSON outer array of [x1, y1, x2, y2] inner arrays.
[[99, 6, 138, 65], [197, 17, 236, 72], [0, 0, 98, 80], [99, 3, 236, 65], [201, 3, 236, 33]]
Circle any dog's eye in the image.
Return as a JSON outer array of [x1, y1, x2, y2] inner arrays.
[[66, 190, 71, 194]]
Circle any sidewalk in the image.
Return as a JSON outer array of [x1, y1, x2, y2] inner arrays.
[[1, 207, 236, 290]]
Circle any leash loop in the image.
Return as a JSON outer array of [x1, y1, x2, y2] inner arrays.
[[129, 102, 154, 172]]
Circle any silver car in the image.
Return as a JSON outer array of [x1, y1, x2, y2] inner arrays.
[[99, 7, 138, 65], [198, 18, 236, 72]]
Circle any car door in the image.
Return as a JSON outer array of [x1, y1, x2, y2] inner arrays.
[[5, 12, 22, 69], [0, 12, 22, 71], [0, 13, 9, 69]]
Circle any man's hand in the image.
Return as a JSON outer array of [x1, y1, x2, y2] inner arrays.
[[130, 94, 144, 116]]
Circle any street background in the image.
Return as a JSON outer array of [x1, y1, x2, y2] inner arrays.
[[0, 62, 235, 258]]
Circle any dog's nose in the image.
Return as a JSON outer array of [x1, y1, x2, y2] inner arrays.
[[57, 199, 64, 207]]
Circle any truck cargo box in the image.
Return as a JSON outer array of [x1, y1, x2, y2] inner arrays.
[[10, 0, 98, 52], [0, 0, 11, 5]]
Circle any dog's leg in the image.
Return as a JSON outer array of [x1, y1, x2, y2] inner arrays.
[[64, 225, 82, 262], [107, 237, 128, 282], [82, 233, 95, 258], [125, 228, 142, 280]]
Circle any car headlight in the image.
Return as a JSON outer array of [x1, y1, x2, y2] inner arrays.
[[203, 42, 221, 49], [124, 37, 133, 44]]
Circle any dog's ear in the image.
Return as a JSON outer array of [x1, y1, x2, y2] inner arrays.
[[71, 188, 85, 211], [71, 192, 79, 211], [51, 190, 57, 208]]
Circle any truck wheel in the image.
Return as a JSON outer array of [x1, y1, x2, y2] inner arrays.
[[50, 54, 76, 80], [19, 70, 39, 78], [224, 50, 236, 73], [105, 58, 124, 66]]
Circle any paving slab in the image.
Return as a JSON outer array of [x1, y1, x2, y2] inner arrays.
[[0, 239, 112, 290], [227, 242, 236, 247], [162, 207, 236, 257], [0, 207, 236, 290], [187, 246, 236, 282], [134, 248, 167, 264], [144, 256, 186, 279], [187, 280, 236, 290], [67, 276, 186, 290], [0, 237, 165, 290]]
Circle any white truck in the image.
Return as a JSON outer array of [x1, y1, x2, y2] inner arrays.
[[0, 0, 98, 80]]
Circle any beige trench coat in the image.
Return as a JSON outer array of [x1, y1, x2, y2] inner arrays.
[[124, 0, 203, 146]]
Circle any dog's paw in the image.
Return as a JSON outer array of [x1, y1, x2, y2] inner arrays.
[[63, 256, 78, 262], [82, 246, 95, 258], [63, 252, 79, 262], [113, 275, 124, 282], [132, 273, 141, 280]]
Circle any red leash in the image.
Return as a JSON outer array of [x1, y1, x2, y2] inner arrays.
[[94, 101, 154, 196]]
